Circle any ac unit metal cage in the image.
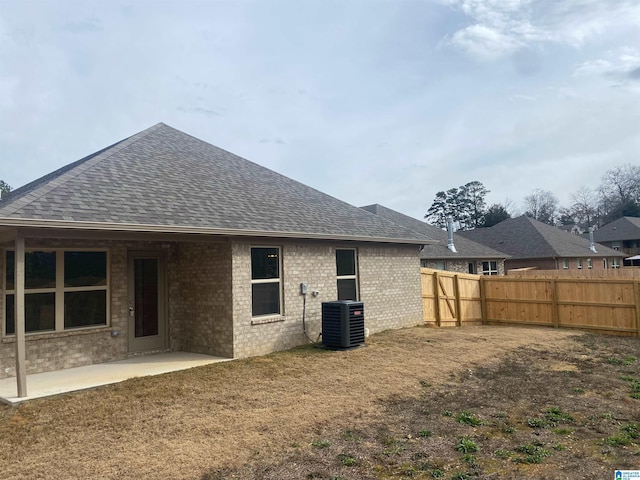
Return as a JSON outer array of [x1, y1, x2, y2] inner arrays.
[[321, 300, 365, 349]]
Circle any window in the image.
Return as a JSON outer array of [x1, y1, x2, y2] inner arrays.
[[250, 247, 281, 316], [577, 259, 583, 269], [612, 242, 620, 251], [435, 261, 446, 271], [4, 250, 108, 336], [562, 259, 569, 269], [481, 261, 498, 276], [611, 258, 620, 269], [468, 262, 477, 274], [587, 258, 592, 269], [336, 248, 358, 301], [420, 259, 428, 268]]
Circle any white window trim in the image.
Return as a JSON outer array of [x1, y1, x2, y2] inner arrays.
[[250, 246, 282, 318], [336, 248, 359, 300], [587, 258, 592, 269], [577, 259, 583, 269], [611, 258, 620, 269], [481, 261, 498, 276], [3, 248, 110, 337], [562, 259, 569, 269]]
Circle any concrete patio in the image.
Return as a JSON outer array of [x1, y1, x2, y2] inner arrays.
[[0, 352, 231, 405]]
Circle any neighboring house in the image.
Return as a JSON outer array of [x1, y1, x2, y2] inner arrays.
[[586, 216, 640, 257], [361, 204, 508, 275], [0, 123, 434, 385], [458, 216, 626, 271]]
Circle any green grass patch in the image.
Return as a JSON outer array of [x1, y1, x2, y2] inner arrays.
[[311, 439, 331, 448], [418, 429, 432, 438], [608, 356, 637, 366], [337, 453, 357, 466], [527, 418, 549, 429], [544, 406, 575, 425], [456, 436, 478, 454], [513, 444, 552, 464], [456, 410, 482, 426], [495, 449, 512, 459]]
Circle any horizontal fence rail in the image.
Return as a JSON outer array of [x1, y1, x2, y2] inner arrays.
[[420, 268, 640, 337]]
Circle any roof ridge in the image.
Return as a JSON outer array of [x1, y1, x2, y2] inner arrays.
[[0, 123, 165, 216], [524, 216, 570, 256]]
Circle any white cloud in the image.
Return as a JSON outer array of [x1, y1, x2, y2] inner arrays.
[[443, 0, 640, 61], [573, 47, 640, 80]]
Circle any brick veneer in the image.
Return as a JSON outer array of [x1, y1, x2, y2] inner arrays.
[[1, 236, 423, 378], [232, 240, 423, 358]]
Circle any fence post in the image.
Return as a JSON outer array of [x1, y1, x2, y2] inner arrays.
[[635, 280, 640, 337], [433, 271, 441, 327], [454, 274, 462, 327], [480, 276, 487, 325], [551, 279, 559, 328]]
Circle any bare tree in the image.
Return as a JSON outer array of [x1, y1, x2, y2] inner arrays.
[[598, 163, 640, 222], [569, 185, 600, 228], [523, 189, 558, 225]]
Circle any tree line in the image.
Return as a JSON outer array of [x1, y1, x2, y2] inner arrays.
[[424, 163, 640, 230]]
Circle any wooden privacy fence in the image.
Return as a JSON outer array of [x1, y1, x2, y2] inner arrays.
[[420, 268, 640, 336]]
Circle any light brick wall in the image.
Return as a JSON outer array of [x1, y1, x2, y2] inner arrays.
[[1, 235, 424, 377], [358, 244, 423, 334], [174, 241, 233, 358], [232, 239, 423, 359]]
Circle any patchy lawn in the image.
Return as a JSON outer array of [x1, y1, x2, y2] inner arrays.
[[1, 326, 638, 480]]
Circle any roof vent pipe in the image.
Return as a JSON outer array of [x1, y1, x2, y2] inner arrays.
[[589, 226, 597, 254], [446, 216, 457, 253]]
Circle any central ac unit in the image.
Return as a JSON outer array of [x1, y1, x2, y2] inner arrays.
[[321, 300, 365, 349]]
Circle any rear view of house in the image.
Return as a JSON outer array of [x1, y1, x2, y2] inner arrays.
[[0, 123, 434, 396]]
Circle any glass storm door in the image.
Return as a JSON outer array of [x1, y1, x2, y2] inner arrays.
[[128, 252, 166, 352]]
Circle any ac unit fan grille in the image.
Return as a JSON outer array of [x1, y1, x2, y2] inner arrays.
[[321, 301, 365, 349]]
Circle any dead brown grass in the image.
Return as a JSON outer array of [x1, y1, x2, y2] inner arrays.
[[0, 326, 638, 479]]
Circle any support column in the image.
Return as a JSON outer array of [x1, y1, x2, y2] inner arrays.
[[15, 230, 27, 398]]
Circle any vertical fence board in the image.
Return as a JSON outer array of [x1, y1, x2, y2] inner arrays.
[[420, 268, 639, 336]]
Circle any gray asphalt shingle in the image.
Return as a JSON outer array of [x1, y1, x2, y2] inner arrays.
[[0, 123, 433, 244], [458, 216, 624, 259], [589, 216, 640, 243]]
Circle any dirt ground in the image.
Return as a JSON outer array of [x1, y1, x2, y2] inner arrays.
[[1, 325, 638, 480]]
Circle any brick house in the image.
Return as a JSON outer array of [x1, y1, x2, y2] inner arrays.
[[0, 123, 434, 393], [587, 216, 640, 259], [458, 216, 625, 271], [361, 204, 508, 275]]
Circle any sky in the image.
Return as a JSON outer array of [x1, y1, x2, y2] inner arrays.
[[1, 0, 639, 221]]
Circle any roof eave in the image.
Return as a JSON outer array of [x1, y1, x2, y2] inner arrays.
[[0, 217, 437, 245]]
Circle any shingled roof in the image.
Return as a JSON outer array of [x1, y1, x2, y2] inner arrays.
[[458, 216, 625, 259], [361, 204, 508, 259], [0, 123, 435, 244], [589, 216, 640, 242]]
